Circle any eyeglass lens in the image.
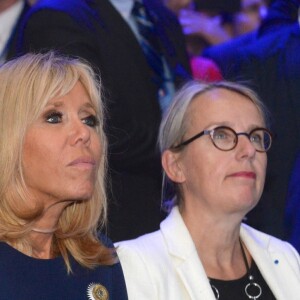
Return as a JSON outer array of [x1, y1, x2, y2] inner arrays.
[[211, 127, 272, 152]]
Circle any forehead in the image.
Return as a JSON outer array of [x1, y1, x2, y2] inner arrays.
[[187, 88, 264, 129], [45, 81, 94, 107]]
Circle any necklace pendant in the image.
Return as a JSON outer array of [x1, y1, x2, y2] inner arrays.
[[210, 284, 219, 300], [245, 281, 262, 299]]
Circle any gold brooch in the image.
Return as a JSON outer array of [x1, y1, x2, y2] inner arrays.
[[87, 283, 109, 300]]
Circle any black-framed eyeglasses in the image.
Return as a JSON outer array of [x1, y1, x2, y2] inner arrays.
[[171, 126, 273, 152]]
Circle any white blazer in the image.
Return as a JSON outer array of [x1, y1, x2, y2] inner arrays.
[[116, 206, 300, 299]]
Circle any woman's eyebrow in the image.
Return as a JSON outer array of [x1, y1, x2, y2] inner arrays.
[[45, 101, 64, 108]]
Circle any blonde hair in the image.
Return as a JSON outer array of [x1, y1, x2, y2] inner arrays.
[[0, 52, 115, 271]]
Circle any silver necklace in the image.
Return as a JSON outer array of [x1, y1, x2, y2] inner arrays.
[[210, 239, 262, 300], [31, 227, 57, 234]]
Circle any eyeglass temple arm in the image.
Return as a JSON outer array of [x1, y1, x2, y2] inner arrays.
[[171, 131, 206, 149]]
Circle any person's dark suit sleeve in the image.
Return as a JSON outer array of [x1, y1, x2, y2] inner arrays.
[[20, 10, 100, 69]]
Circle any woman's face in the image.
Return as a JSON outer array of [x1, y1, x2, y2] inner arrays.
[[22, 81, 101, 208], [175, 88, 267, 216]]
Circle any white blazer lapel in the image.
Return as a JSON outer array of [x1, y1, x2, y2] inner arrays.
[[161, 207, 216, 300], [175, 252, 216, 300], [241, 224, 300, 300]]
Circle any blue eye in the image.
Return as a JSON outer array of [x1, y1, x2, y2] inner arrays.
[[46, 112, 62, 123], [213, 128, 231, 140], [82, 115, 100, 127]]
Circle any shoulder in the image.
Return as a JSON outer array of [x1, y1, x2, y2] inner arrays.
[[243, 25, 296, 61], [116, 230, 166, 265], [203, 31, 256, 60], [23, 0, 95, 26], [19, 0, 99, 47], [115, 207, 185, 263], [241, 223, 300, 258], [115, 230, 170, 298], [28, 0, 87, 13]]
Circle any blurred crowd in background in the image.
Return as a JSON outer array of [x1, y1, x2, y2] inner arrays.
[[164, 0, 269, 55]]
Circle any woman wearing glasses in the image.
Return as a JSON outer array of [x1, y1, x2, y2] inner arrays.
[[116, 81, 300, 299]]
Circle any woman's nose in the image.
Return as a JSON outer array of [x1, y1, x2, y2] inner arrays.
[[69, 119, 91, 146], [236, 134, 256, 159]]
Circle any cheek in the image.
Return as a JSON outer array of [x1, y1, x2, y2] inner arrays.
[[257, 155, 267, 182], [23, 133, 40, 170], [181, 149, 223, 187], [22, 132, 60, 182], [91, 133, 102, 164]]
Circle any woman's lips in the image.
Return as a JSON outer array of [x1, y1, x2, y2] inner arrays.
[[228, 172, 256, 179], [68, 157, 96, 169]]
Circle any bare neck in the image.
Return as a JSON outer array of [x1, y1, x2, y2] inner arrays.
[[29, 231, 55, 259], [27, 201, 70, 259], [180, 204, 250, 280]]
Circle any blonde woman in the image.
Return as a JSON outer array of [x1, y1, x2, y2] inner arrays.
[[0, 52, 127, 300]]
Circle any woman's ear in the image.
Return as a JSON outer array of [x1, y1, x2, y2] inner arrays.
[[162, 150, 185, 183]]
